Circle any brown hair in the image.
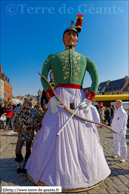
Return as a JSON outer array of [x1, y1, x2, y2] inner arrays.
[[23, 99, 32, 107]]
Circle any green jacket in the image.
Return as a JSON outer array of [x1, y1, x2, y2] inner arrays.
[[41, 46, 99, 93]]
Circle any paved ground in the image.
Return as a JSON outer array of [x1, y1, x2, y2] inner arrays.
[[0, 126, 129, 194]]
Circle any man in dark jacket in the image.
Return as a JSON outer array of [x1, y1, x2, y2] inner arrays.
[[110, 105, 115, 119], [3, 101, 13, 131], [0, 102, 5, 129], [0, 102, 4, 117], [105, 107, 111, 126]]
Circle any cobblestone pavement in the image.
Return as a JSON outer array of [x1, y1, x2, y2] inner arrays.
[[0, 126, 129, 194]]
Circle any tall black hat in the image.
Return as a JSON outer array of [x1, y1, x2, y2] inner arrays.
[[63, 14, 83, 37]]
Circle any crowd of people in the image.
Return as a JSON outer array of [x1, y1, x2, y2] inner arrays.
[[0, 98, 123, 130], [0, 100, 14, 130], [0, 98, 45, 173], [0, 99, 44, 131], [97, 104, 115, 127]]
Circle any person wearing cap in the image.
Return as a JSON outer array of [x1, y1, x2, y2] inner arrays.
[[26, 14, 110, 191], [112, 100, 128, 163]]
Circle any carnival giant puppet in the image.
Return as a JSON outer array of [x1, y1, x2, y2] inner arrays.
[[26, 14, 111, 191]]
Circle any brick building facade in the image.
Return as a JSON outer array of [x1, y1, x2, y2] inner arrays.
[[0, 65, 12, 102], [0, 65, 5, 100]]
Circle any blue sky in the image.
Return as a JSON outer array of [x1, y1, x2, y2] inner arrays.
[[1, 1, 128, 96]]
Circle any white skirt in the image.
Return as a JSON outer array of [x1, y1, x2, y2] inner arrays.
[[26, 87, 111, 189]]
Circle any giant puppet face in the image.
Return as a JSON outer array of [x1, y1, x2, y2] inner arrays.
[[62, 31, 78, 47]]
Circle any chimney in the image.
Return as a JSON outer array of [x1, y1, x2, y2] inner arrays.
[[2, 73, 5, 79], [8, 78, 9, 83], [0, 65, 2, 73], [125, 76, 128, 80]]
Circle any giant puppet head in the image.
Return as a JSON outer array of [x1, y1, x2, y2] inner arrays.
[[62, 14, 83, 47]]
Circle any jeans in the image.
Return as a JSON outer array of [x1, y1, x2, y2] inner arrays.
[[6, 117, 12, 129]]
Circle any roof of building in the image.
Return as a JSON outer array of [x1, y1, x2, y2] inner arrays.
[[123, 83, 129, 92], [105, 78, 125, 92], [15, 96, 24, 99], [98, 81, 110, 93]]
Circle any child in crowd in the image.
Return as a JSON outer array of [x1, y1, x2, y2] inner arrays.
[[13, 98, 43, 173]]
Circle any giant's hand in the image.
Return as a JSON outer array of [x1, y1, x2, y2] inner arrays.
[[50, 96, 64, 114], [79, 99, 91, 113]]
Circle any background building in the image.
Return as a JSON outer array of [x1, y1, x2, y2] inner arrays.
[[0, 65, 12, 102], [0, 65, 5, 101], [37, 89, 42, 103], [104, 76, 129, 95], [97, 81, 110, 95], [38, 89, 42, 96], [4, 76, 12, 101], [15, 94, 38, 106], [13, 95, 24, 104], [84, 76, 129, 95]]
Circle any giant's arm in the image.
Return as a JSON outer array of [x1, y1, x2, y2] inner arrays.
[[86, 57, 99, 100], [40, 55, 54, 100], [41, 56, 51, 91]]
